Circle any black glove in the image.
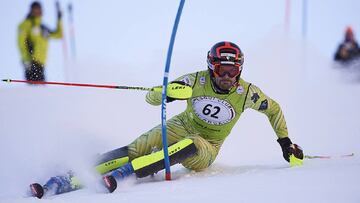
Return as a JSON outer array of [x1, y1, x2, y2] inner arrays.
[[56, 2, 62, 20], [57, 10, 62, 20], [166, 81, 191, 103], [277, 137, 304, 162]]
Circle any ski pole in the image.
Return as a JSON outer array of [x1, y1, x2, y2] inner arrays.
[[56, 1, 69, 81], [2, 79, 157, 92], [68, 2, 76, 61], [305, 153, 354, 159]]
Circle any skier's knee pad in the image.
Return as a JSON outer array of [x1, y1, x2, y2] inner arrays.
[[131, 138, 197, 178], [95, 146, 130, 174]]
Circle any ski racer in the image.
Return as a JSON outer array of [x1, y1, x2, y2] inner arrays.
[[30, 41, 304, 197]]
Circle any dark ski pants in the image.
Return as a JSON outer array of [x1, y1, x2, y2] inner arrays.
[[24, 62, 45, 81]]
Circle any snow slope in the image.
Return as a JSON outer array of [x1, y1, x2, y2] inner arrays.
[[1, 35, 360, 203]]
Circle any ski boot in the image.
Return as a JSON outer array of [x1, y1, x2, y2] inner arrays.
[[103, 163, 134, 193], [30, 171, 82, 198], [29, 183, 44, 199]]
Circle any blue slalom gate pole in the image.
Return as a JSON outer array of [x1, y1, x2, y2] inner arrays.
[[161, 0, 185, 181]]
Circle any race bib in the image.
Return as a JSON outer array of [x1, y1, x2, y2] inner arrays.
[[191, 96, 235, 125]]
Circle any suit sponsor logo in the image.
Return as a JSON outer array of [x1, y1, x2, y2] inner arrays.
[[251, 93, 260, 103], [259, 99, 268, 111], [200, 76, 206, 85], [236, 86, 244, 94]]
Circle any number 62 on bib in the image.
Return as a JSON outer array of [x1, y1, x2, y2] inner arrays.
[[191, 97, 235, 125]]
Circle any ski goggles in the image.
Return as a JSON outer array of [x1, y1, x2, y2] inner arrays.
[[208, 52, 244, 78], [213, 64, 242, 78]]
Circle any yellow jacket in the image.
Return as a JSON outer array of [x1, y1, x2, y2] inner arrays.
[[18, 17, 63, 65]]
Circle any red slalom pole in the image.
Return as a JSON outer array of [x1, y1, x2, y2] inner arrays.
[[2, 79, 155, 91]]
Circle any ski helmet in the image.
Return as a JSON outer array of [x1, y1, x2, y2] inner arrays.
[[345, 26, 354, 42], [28, 1, 42, 18], [207, 41, 244, 78], [31, 1, 41, 9]]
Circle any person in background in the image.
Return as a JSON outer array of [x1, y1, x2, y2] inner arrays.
[[334, 26, 360, 63], [18, 1, 63, 81]]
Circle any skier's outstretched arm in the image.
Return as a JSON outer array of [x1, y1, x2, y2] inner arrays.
[[145, 72, 197, 105], [243, 84, 303, 165], [244, 84, 288, 138], [49, 20, 63, 39], [49, 3, 63, 39]]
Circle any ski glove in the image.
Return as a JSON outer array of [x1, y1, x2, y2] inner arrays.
[[57, 10, 62, 20], [167, 81, 192, 102], [277, 137, 304, 164], [153, 81, 192, 103]]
